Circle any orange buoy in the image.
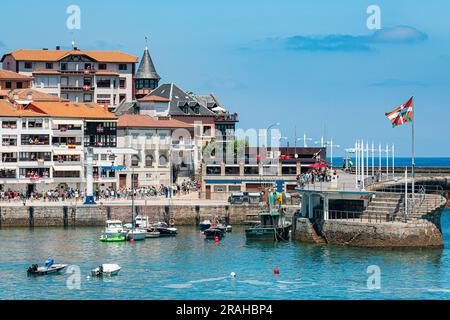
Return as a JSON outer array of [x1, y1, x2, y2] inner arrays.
[[274, 268, 280, 275], [130, 238, 135, 243], [214, 236, 220, 243]]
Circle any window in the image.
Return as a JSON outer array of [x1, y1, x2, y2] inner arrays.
[[97, 78, 111, 88], [228, 185, 242, 192], [119, 64, 127, 71], [214, 186, 226, 193], [119, 94, 126, 103], [5, 82, 12, 89], [61, 63, 67, 71], [24, 62, 32, 69], [45, 63, 53, 69], [244, 166, 259, 175], [119, 78, 126, 89], [1, 153, 17, 163], [16, 82, 23, 89], [84, 63, 92, 70], [131, 155, 140, 167], [2, 121, 17, 129], [96, 94, 111, 105], [99, 63, 107, 70], [159, 155, 168, 166], [84, 93, 93, 102], [145, 154, 154, 167]]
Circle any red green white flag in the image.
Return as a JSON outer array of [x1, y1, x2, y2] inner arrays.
[[385, 97, 414, 128]]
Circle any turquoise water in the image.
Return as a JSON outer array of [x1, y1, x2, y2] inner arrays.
[[1, 210, 450, 300]]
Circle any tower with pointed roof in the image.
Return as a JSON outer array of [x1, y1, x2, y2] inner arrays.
[[134, 46, 160, 99]]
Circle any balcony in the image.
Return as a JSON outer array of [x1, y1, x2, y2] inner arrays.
[[60, 85, 94, 92], [215, 113, 239, 122]]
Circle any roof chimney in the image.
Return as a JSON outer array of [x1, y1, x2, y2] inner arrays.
[[56, 46, 61, 50], [42, 48, 48, 51]]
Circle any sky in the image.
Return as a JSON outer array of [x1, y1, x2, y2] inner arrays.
[[1, 0, 449, 157]]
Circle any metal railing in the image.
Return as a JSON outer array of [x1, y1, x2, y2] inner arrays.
[[314, 209, 399, 223]]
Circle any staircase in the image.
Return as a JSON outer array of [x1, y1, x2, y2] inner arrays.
[[362, 192, 446, 222]]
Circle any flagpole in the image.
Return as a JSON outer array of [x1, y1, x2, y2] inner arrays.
[[412, 97, 415, 209]]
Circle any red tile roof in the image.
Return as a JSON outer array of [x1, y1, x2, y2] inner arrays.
[[118, 114, 193, 129], [8, 89, 62, 102], [2, 49, 138, 63], [0, 69, 33, 80], [27, 101, 117, 119]]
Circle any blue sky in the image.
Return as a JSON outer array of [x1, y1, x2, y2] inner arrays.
[[1, 0, 449, 156]]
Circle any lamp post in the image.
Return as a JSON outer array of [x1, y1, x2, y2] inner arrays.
[[316, 139, 340, 169]]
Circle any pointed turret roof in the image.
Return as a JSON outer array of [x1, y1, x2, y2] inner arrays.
[[135, 47, 160, 80]]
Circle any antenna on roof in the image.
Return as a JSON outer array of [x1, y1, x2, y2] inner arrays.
[[145, 36, 149, 50], [71, 40, 78, 50]]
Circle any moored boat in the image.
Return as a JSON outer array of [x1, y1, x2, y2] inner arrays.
[[204, 227, 225, 240], [245, 211, 291, 242], [126, 228, 147, 241], [100, 233, 125, 242], [199, 219, 212, 231]]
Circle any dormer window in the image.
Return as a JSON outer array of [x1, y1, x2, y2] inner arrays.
[[194, 106, 200, 114]]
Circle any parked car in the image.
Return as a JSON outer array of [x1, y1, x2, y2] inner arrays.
[[228, 192, 262, 204]]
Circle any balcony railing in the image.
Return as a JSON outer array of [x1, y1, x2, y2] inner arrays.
[[60, 85, 94, 92]]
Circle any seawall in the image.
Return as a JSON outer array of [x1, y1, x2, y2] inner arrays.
[[0, 204, 296, 228]]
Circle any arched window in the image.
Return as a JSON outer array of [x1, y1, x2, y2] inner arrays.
[[145, 154, 154, 167], [159, 155, 168, 166], [131, 155, 140, 167]]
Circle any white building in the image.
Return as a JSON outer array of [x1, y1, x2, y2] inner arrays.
[[116, 114, 195, 188], [1, 48, 138, 111], [0, 100, 118, 194]]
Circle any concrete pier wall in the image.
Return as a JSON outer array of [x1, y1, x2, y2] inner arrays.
[[321, 219, 444, 248], [0, 204, 297, 228]]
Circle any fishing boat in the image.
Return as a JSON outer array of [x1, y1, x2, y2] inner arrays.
[[27, 258, 67, 276], [204, 227, 225, 240], [91, 264, 121, 277], [199, 219, 212, 231], [245, 211, 291, 242]]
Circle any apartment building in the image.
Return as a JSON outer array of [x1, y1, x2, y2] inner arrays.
[[116, 114, 194, 188], [0, 100, 117, 194], [1, 48, 138, 111]]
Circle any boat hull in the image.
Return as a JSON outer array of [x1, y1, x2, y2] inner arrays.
[[245, 225, 291, 242], [199, 223, 211, 232], [100, 233, 125, 242], [156, 227, 178, 236], [27, 264, 67, 276], [126, 231, 146, 241], [204, 228, 225, 240]]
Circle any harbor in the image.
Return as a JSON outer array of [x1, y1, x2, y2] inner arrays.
[[1, 214, 450, 300]]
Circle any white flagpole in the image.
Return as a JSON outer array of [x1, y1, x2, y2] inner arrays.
[[385, 144, 389, 178], [378, 143, 382, 179], [412, 98, 415, 207], [392, 144, 395, 179], [355, 141, 359, 189], [366, 143, 369, 179], [371, 142, 374, 178], [405, 168, 408, 216], [361, 140, 365, 189]]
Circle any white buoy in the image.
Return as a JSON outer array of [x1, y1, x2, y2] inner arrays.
[[230, 272, 236, 278]]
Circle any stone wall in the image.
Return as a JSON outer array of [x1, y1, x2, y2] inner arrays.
[[292, 218, 325, 244], [0, 203, 297, 228], [321, 219, 444, 248]]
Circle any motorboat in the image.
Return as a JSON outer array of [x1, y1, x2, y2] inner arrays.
[[145, 227, 161, 238], [103, 220, 125, 236], [199, 219, 212, 231], [226, 225, 233, 232], [91, 264, 121, 277], [204, 227, 225, 240], [126, 228, 147, 241], [27, 258, 67, 276], [152, 221, 177, 236], [245, 210, 292, 242]]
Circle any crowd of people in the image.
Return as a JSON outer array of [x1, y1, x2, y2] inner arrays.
[[296, 169, 336, 188], [0, 179, 200, 203]]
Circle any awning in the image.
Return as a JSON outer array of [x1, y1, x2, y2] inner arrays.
[[53, 149, 83, 155], [53, 165, 83, 171], [52, 119, 83, 125]]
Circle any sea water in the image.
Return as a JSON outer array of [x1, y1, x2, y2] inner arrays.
[[0, 209, 449, 300]]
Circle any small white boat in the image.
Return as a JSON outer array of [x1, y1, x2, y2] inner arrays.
[[226, 225, 233, 232], [91, 264, 121, 277], [126, 228, 147, 241]]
